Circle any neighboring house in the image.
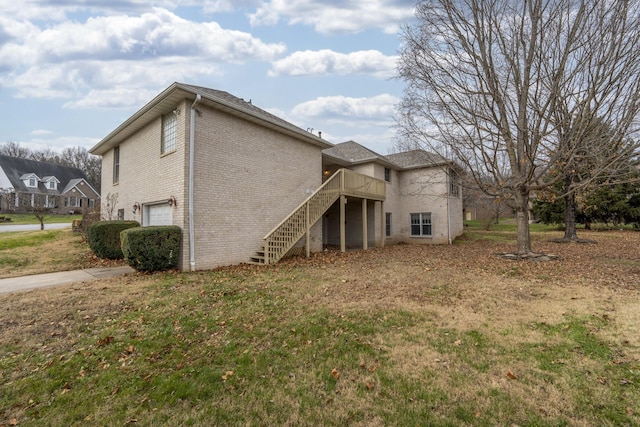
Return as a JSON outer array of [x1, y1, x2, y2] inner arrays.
[[90, 82, 463, 271], [0, 155, 100, 214]]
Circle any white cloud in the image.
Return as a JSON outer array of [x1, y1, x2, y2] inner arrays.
[[1, 8, 285, 66], [249, 0, 414, 34], [269, 49, 397, 78], [31, 129, 53, 136], [292, 93, 399, 125], [0, 8, 285, 101]]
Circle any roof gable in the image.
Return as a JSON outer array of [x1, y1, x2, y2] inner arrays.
[[90, 82, 332, 155]]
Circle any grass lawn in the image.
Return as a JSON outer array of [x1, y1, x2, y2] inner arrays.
[[0, 229, 123, 279], [1, 227, 639, 426]]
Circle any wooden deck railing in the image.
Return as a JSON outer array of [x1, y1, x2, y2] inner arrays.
[[259, 169, 385, 264]]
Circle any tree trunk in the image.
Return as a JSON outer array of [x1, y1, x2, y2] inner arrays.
[[563, 191, 579, 240], [562, 172, 580, 241], [515, 188, 532, 255]]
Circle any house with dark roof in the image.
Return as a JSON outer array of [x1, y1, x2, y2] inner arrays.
[[0, 155, 100, 214], [90, 82, 462, 271]]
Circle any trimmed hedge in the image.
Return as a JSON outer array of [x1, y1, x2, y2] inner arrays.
[[121, 226, 182, 272], [87, 220, 140, 260]]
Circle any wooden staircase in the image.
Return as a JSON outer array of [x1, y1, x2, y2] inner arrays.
[[250, 169, 385, 265]]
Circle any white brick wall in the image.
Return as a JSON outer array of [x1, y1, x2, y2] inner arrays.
[[101, 100, 189, 266], [190, 103, 323, 270], [102, 99, 325, 271]]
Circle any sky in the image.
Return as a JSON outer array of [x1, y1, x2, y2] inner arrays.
[[0, 0, 416, 156]]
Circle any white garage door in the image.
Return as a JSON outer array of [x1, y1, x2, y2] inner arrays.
[[147, 203, 172, 226]]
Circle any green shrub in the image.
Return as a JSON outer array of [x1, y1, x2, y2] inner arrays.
[[87, 220, 140, 259], [121, 226, 182, 272]]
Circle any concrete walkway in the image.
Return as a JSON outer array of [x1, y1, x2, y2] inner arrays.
[[0, 266, 135, 295]]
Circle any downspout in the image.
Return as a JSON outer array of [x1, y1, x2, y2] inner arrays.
[[446, 167, 452, 245], [189, 94, 201, 271]]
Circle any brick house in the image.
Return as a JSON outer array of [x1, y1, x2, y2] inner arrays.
[[90, 83, 463, 271], [0, 155, 100, 214]]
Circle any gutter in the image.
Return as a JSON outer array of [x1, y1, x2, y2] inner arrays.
[[189, 94, 201, 271]]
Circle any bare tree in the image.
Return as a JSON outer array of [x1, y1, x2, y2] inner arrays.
[[102, 192, 119, 220], [10, 192, 61, 230], [59, 146, 101, 189], [0, 141, 31, 158], [396, 0, 640, 255], [30, 146, 60, 163]]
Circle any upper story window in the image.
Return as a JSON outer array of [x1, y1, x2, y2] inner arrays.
[[113, 146, 120, 184], [21, 174, 40, 188], [449, 169, 460, 197], [162, 112, 177, 154], [43, 176, 59, 190], [384, 167, 391, 182]]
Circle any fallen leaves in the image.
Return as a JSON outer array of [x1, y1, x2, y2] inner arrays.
[[97, 336, 114, 347], [331, 368, 340, 380]]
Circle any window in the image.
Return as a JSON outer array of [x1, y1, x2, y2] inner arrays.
[[385, 212, 392, 237], [449, 169, 460, 197], [384, 167, 391, 182], [113, 146, 120, 184], [88, 199, 95, 208], [28, 178, 36, 187], [69, 196, 77, 207], [48, 181, 57, 190], [118, 209, 125, 221], [410, 212, 432, 237], [162, 112, 177, 154]]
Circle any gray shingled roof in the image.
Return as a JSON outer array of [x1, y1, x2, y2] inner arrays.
[[91, 82, 331, 155], [322, 140, 386, 163], [323, 141, 448, 170], [0, 155, 92, 195], [385, 149, 447, 169], [178, 84, 308, 136]]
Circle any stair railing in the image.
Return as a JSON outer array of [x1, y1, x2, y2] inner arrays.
[[263, 169, 344, 264]]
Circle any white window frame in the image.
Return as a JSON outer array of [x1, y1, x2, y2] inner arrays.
[[28, 178, 37, 188], [113, 146, 120, 184], [162, 112, 177, 154], [385, 212, 392, 237], [410, 212, 432, 237]]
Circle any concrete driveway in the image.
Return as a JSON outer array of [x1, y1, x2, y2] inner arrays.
[[0, 266, 135, 294]]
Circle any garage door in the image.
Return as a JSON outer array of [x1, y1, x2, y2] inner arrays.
[[147, 203, 172, 226]]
